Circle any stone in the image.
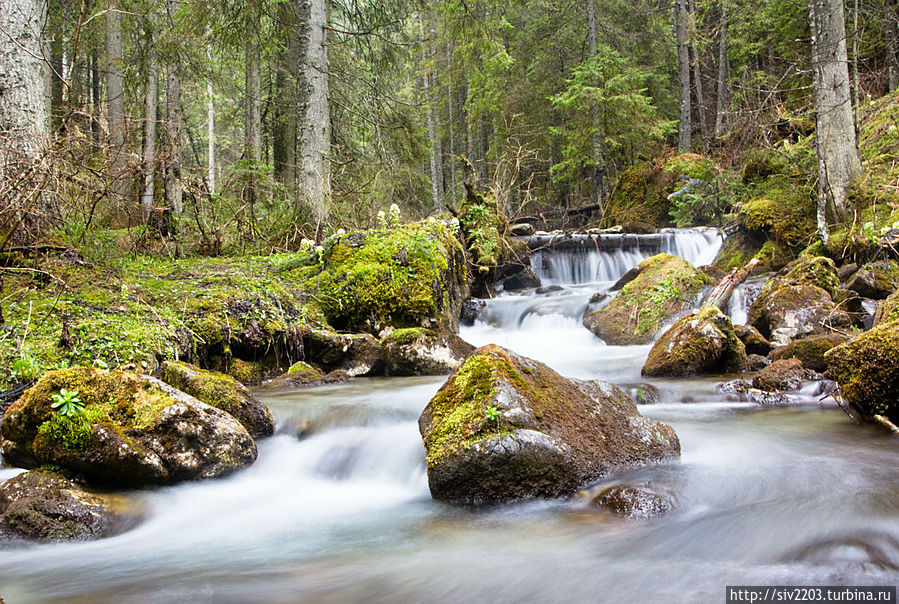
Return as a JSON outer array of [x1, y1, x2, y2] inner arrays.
[[769, 333, 849, 372], [419, 345, 680, 504], [846, 261, 899, 300], [753, 358, 809, 392], [381, 328, 475, 376], [746, 354, 771, 371], [160, 361, 274, 438], [874, 290, 899, 327], [642, 306, 748, 377], [536, 285, 564, 295], [591, 483, 676, 519], [460, 298, 487, 326], [0, 468, 141, 542], [302, 328, 381, 377], [509, 222, 535, 236], [503, 267, 541, 291], [0, 368, 257, 487], [734, 324, 772, 356]]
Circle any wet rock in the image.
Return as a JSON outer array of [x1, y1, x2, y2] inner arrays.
[[262, 364, 348, 390], [591, 483, 675, 519], [0, 468, 142, 542], [846, 260, 899, 300], [584, 254, 710, 345], [536, 285, 564, 295], [631, 384, 663, 405], [280, 417, 312, 440], [620, 222, 658, 234], [746, 354, 770, 371], [837, 262, 859, 282], [160, 361, 274, 438], [769, 333, 849, 372], [716, 379, 752, 395], [460, 298, 487, 326], [642, 306, 747, 377], [302, 329, 381, 377], [734, 324, 772, 356], [874, 290, 899, 327], [787, 530, 899, 570], [716, 379, 789, 405], [509, 222, 535, 237], [753, 358, 809, 392], [826, 321, 899, 424], [419, 345, 680, 504], [381, 328, 474, 376], [503, 267, 541, 291], [0, 368, 257, 487]]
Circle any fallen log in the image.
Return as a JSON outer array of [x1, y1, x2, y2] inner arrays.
[[703, 257, 760, 310]]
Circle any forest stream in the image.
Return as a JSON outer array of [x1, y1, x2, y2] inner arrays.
[[0, 229, 897, 603]]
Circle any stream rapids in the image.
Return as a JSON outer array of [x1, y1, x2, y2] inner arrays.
[[1, 227, 897, 603]]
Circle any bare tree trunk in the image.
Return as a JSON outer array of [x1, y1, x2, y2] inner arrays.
[[689, 0, 708, 145], [273, 2, 298, 195], [704, 258, 759, 309], [0, 0, 53, 239], [245, 19, 261, 206], [141, 31, 159, 222], [90, 50, 101, 142], [809, 0, 863, 234], [675, 0, 692, 153], [297, 0, 331, 229], [446, 67, 457, 204], [207, 43, 216, 195], [714, 0, 728, 138], [50, 24, 64, 128], [852, 0, 860, 128], [586, 0, 607, 211], [884, 1, 899, 92], [420, 15, 444, 212], [165, 0, 183, 214], [106, 2, 128, 207]]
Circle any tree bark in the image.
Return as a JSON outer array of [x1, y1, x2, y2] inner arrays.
[[165, 0, 183, 214], [207, 42, 216, 195], [420, 14, 444, 212], [809, 0, 863, 234], [245, 18, 261, 206], [586, 0, 607, 212], [297, 0, 331, 229], [675, 0, 692, 153], [141, 24, 159, 222], [884, 1, 899, 92], [704, 258, 759, 309], [714, 0, 728, 138], [273, 2, 298, 194], [0, 0, 53, 240], [106, 2, 128, 207], [689, 0, 708, 144]]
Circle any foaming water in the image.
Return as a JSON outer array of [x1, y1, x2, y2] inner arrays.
[[2, 230, 898, 603], [727, 277, 766, 326]]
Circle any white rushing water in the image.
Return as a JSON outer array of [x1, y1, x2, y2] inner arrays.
[[1, 228, 897, 603]]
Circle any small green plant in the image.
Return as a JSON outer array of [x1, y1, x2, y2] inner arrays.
[[50, 389, 84, 417], [10, 353, 42, 382], [484, 405, 500, 432]]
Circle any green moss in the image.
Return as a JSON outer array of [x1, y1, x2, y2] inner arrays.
[[663, 153, 717, 182], [161, 361, 248, 417], [643, 306, 747, 376], [456, 189, 508, 271], [34, 407, 106, 455], [780, 256, 840, 297], [383, 327, 425, 346], [602, 161, 677, 227], [741, 148, 791, 184]]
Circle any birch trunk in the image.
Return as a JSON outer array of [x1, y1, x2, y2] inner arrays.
[[420, 15, 444, 212], [675, 0, 692, 153], [106, 3, 127, 205], [141, 37, 159, 222], [809, 0, 863, 231], [297, 0, 331, 228], [207, 43, 215, 195]]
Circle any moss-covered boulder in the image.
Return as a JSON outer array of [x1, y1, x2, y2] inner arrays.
[[753, 358, 810, 392], [418, 345, 680, 504], [874, 290, 899, 326], [825, 321, 899, 424], [846, 261, 899, 299], [738, 177, 817, 252], [260, 362, 348, 390], [160, 361, 274, 438], [602, 161, 677, 227], [306, 220, 468, 334], [642, 306, 747, 377], [381, 328, 474, 376], [582, 254, 710, 345], [770, 333, 849, 372], [0, 368, 257, 486], [302, 328, 381, 377], [0, 468, 141, 542], [748, 257, 848, 346], [734, 324, 772, 356]]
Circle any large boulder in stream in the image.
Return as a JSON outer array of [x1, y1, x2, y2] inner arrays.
[[418, 345, 680, 504], [0, 367, 257, 487], [846, 260, 899, 299], [302, 328, 381, 377], [642, 306, 747, 377], [874, 290, 899, 327], [582, 254, 710, 345], [161, 361, 274, 438], [825, 321, 899, 424], [381, 328, 474, 376], [748, 256, 849, 346], [0, 468, 141, 542]]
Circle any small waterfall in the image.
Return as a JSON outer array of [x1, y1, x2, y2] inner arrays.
[[727, 279, 765, 326], [531, 227, 723, 286]]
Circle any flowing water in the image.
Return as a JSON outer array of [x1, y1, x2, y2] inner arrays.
[[1, 230, 897, 603]]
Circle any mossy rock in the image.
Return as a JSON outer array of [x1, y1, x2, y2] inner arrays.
[[0, 367, 257, 486], [583, 254, 710, 345], [642, 306, 747, 377], [779, 256, 841, 298], [302, 328, 381, 377], [503, 267, 541, 292], [602, 161, 677, 227], [0, 468, 142, 542], [770, 333, 849, 372], [741, 148, 791, 184], [752, 358, 809, 392], [302, 220, 468, 334], [456, 185, 511, 272], [846, 260, 899, 300], [381, 329, 474, 376], [713, 231, 764, 272], [160, 361, 274, 438], [734, 324, 772, 356], [738, 176, 816, 251], [418, 345, 680, 504], [825, 321, 899, 424], [874, 290, 899, 327]]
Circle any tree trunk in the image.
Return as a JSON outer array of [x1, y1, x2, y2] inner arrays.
[[106, 2, 128, 207], [165, 0, 183, 214], [884, 1, 899, 92], [273, 2, 298, 194], [297, 0, 331, 230], [704, 258, 759, 309], [446, 68, 457, 204], [675, 0, 692, 153], [689, 0, 708, 144], [141, 28, 159, 222], [420, 14, 444, 212], [207, 43, 216, 195], [586, 0, 607, 212], [245, 19, 261, 206], [50, 24, 64, 129], [714, 0, 728, 138], [90, 50, 102, 142], [0, 0, 53, 240], [809, 0, 863, 234]]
